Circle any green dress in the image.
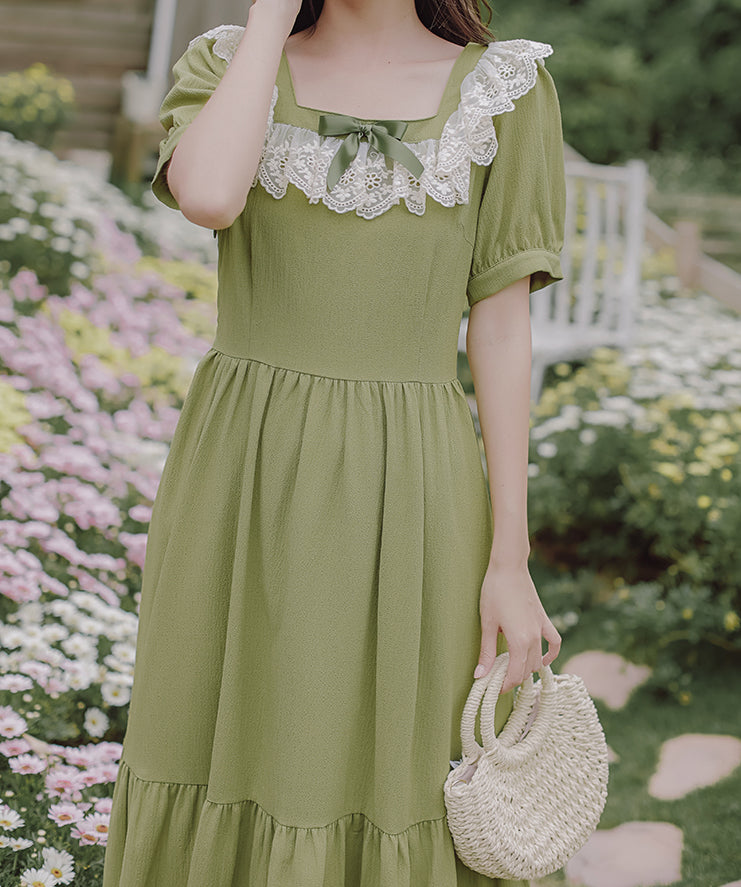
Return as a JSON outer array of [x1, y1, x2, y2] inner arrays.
[[102, 23, 566, 887]]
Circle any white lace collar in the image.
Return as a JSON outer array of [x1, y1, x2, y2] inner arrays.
[[188, 25, 553, 219]]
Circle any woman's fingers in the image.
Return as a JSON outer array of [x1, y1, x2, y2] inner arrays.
[[499, 621, 561, 694], [499, 638, 530, 694], [473, 622, 500, 679], [541, 618, 562, 668]]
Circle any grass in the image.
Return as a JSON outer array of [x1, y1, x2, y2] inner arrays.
[[528, 556, 741, 887]]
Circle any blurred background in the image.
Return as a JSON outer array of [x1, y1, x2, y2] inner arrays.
[[0, 1, 739, 885]]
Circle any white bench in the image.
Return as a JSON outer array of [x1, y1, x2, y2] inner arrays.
[[459, 157, 648, 405]]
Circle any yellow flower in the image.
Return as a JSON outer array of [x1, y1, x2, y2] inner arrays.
[[647, 483, 661, 498], [688, 412, 707, 429], [654, 462, 685, 483], [674, 392, 696, 409], [693, 445, 723, 470], [554, 362, 571, 377], [696, 495, 712, 509], [681, 607, 693, 620], [0, 381, 31, 451], [724, 611, 740, 632], [617, 587, 631, 601], [678, 691, 692, 705], [720, 468, 732, 481], [687, 461, 711, 476], [707, 508, 721, 522], [709, 413, 731, 432], [650, 439, 679, 456], [707, 438, 739, 458]]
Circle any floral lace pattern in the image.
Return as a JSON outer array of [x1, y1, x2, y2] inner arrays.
[[187, 25, 553, 219]]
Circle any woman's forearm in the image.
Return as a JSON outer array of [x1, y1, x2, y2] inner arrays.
[[167, 0, 297, 229], [465, 275, 532, 567]]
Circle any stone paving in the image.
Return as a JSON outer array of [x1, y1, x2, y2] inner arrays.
[[529, 649, 741, 887]]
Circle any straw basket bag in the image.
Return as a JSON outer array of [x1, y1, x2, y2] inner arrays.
[[443, 651, 609, 880]]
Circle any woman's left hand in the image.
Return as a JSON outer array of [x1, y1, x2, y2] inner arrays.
[[473, 560, 562, 695]]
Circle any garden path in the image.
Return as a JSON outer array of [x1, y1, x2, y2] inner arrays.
[[530, 649, 741, 887]]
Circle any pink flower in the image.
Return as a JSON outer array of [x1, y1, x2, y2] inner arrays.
[[47, 801, 86, 826], [128, 503, 152, 523], [0, 674, 34, 693], [72, 811, 110, 846], [0, 709, 28, 738], [0, 737, 32, 756], [45, 764, 86, 799], [8, 752, 48, 774], [61, 747, 96, 768], [94, 796, 113, 814]]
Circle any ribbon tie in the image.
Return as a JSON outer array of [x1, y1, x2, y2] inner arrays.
[[318, 112, 425, 191]]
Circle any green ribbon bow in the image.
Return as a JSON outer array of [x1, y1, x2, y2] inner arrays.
[[318, 112, 425, 192]]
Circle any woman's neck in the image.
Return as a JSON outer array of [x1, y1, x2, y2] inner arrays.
[[298, 0, 441, 59]]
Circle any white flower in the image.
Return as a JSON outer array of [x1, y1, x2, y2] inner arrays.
[[100, 682, 131, 707], [0, 804, 24, 830], [70, 261, 89, 278], [41, 846, 75, 884], [29, 225, 49, 241], [20, 868, 56, 887], [0, 627, 25, 649], [83, 707, 109, 739], [16, 603, 44, 625], [8, 216, 30, 234], [536, 441, 558, 458], [579, 428, 598, 445], [581, 410, 628, 427], [11, 193, 37, 214]]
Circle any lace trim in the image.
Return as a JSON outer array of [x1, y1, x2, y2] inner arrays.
[[187, 25, 553, 220]]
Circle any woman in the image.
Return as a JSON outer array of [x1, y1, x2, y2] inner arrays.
[[102, 0, 565, 882]]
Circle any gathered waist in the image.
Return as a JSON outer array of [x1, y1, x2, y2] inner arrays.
[[206, 345, 464, 388]]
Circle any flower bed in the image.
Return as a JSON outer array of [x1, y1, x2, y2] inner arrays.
[[528, 270, 741, 701], [0, 133, 218, 884]]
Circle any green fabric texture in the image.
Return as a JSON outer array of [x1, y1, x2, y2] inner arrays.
[[103, 28, 566, 887]]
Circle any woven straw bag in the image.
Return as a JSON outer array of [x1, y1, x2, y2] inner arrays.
[[443, 651, 609, 880]]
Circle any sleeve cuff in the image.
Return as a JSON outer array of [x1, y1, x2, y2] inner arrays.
[[150, 126, 186, 211], [467, 248, 564, 306]]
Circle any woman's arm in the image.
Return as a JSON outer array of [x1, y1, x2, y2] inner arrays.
[[167, 0, 300, 230], [466, 275, 561, 693]]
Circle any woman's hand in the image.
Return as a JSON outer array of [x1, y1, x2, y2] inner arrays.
[[474, 560, 561, 694]]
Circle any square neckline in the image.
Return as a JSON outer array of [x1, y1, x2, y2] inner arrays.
[[277, 42, 485, 140]]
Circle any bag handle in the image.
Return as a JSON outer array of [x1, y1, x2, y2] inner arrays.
[[460, 651, 556, 760]]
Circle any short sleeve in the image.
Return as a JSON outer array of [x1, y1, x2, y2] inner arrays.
[[150, 33, 229, 211], [466, 60, 567, 307]]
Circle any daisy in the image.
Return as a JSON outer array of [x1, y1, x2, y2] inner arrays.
[[41, 846, 75, 884]]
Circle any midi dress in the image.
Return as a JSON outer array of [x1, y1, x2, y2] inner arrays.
[[102, 23, 566, 887]]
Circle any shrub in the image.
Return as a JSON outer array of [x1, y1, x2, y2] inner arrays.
[[527, 281, 741, 697], [0, 63, 75, 149]]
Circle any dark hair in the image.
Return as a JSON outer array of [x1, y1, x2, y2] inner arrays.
[[290, 0, 496, 46]]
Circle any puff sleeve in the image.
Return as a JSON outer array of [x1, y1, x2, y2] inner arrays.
[[150, 33, 229, 212], [466, 60, 567, 306]]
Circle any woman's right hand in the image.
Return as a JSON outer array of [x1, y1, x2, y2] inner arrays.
[[474, 560, 561, 695]]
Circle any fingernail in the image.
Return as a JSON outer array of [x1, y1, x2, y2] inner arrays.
[[474, 664, 485, 678]]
